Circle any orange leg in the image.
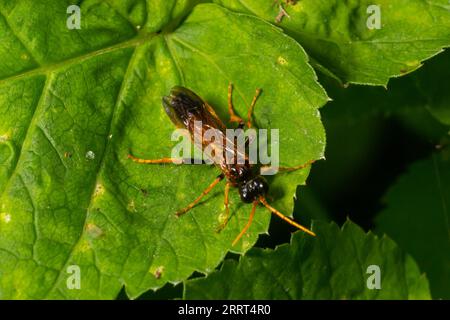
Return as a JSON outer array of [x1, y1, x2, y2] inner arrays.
[[216, 182, 232, 232], [260, 197, 315, 237], [261, 159, 316, 174], [232, 201, 258, 246], [228, 83, 244, 125], [227, 83, 262, 129], [128, 154, 181, 164], [246, 88, 262, 128], [128, 154, 206, 165], [176, 174, 225, 217]]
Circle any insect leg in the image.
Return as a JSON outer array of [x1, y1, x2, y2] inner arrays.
[[260, 159, 316, 174], [127, 154, 180, 164], [228, 83, 262, 129], [260, 197, 316, 236], [128, 154, 207, 165], [246, 88, 262, 128], [216, 182, 232, 232], [232, 201, 258, 246], [228, 83, 245, 126], [176, 174, 225, 217]]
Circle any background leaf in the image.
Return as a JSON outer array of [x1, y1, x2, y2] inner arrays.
[[290, 49, 450, 236], [214, 0, 450, 85], [0, 2, 327, 299], [184, 220, 431, 299], [375, 148, 450, 299], [413, 49, 450, 126]]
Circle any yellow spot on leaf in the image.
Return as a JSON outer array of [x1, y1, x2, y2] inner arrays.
[[241, 238, 251, 250], [218, 210, 227, 223], [291, 1, 303, 12], [153, 266, 164, 279], [1, 212, 11, 223], [93, 183, 104, 197], [406, 60, 420, 67], [127, 200, 137, 212], [77, 238, 91, 252], [0, 133, 10, 141], [86, 223, 103, 238], [277, 56, 288, 65]]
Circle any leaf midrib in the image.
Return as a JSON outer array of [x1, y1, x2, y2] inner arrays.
[[0, 31, 159, 204], [0, 32, 158, 86]]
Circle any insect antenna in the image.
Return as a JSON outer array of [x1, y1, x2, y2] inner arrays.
[[259, 197, 316, 237], [232, 201, 258, 246]]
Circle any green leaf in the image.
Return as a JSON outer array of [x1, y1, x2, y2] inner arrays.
[[375, 148, 450, 299], [214, 0, 450, 86], [0, 2, 327, 299], [292, 50, 450, 226], [184, 220, 431, 299], [318, 49, 450, 141], [414, 49, 450, 126]]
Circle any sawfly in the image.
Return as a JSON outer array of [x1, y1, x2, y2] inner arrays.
[[128, 84, 316, 246]]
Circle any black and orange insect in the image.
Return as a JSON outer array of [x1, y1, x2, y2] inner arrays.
[[128, 84, 316, 246]]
